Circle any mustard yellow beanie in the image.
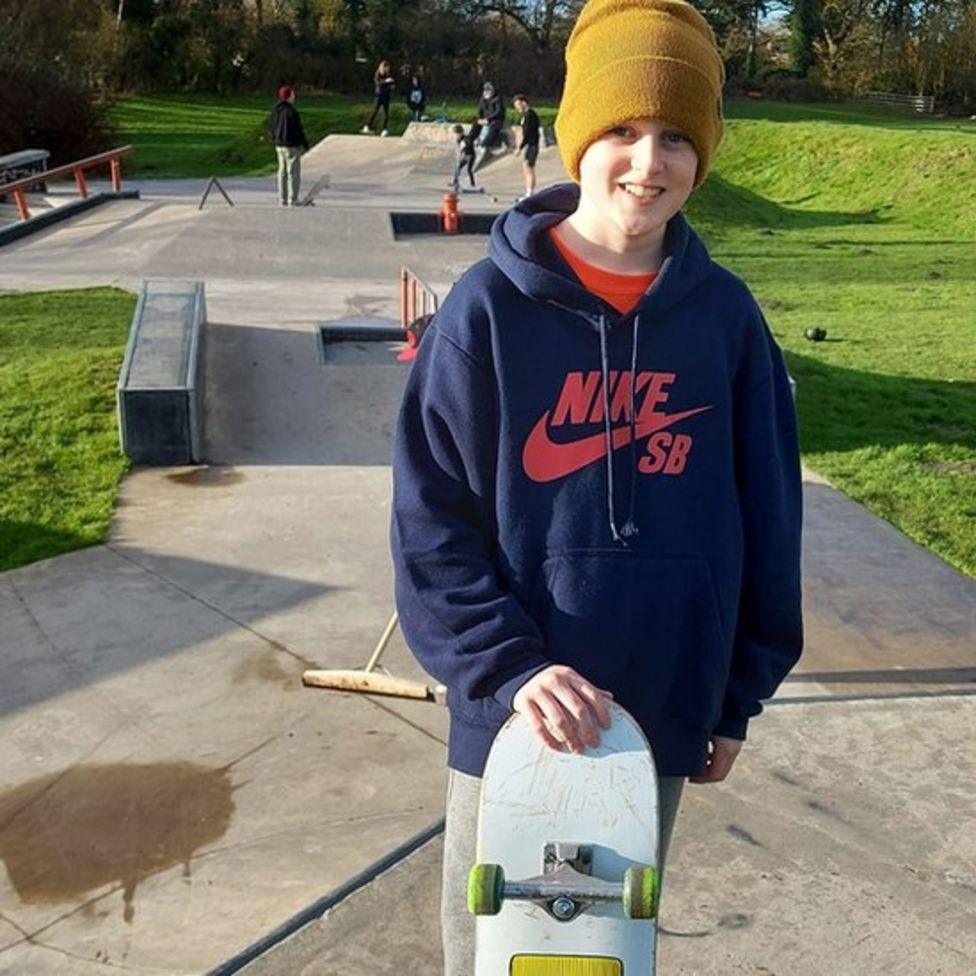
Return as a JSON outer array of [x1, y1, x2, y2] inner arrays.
[[556, 0, 726, 188]]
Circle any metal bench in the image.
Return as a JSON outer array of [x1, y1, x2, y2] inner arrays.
[[117, 281, 206, 465]]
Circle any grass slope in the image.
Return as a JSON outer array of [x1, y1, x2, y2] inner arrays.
[[0, 288, 136, 572], [688, 101, 976, 575]]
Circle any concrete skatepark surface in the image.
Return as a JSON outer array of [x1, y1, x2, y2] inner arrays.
[[1, 135, 974, 975]]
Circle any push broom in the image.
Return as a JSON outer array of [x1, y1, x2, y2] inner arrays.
[[302, 611, 446, 702]]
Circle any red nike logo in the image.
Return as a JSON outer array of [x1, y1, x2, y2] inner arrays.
[[523, 405, 712, 483]]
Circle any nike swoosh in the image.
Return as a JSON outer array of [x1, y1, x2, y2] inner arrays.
[[523, 406, 713, 483]]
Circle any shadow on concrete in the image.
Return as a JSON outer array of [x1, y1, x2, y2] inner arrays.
[[202, 321, 408, 467], [785, 666, 976, 685], [1, 548, 332, 720]]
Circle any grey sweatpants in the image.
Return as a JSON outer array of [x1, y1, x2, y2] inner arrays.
[[441, 767, 685, 976], [275, 146, 301, 205]]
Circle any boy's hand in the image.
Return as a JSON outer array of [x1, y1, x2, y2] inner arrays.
[[512, 665, 614, 755], [689, 735, 743, 784]]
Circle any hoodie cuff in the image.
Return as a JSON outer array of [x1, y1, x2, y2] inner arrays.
[[492, 659, 552, 711], [712, 715, 749, 740]]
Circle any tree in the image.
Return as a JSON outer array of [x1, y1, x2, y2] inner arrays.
[[464, 1, 582, 54], [790, 0, 822, 75]]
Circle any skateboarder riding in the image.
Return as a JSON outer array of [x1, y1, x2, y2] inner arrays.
[[391, 2, 803, 972]]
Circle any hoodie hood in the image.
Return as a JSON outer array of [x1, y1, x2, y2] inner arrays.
[[489, 182, 715, 325], [490, 182, 719, 544]]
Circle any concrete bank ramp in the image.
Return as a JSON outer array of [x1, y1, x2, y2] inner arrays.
[[240, 696, 976, 976]]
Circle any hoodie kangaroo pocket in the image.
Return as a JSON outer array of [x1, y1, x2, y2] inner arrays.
[[530, 552, 729, 729]]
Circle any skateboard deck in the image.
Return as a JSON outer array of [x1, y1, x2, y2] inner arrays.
[[469, 702, 660, 975]]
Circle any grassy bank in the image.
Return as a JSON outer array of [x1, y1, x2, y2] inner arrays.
[[0, 288, 136, 572], [687, 103, 975, 575]]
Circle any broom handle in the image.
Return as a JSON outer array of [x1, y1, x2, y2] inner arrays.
[[364, 611, 399, 673]]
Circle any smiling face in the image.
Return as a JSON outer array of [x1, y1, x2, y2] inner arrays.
[[574, 118, 699, 251]]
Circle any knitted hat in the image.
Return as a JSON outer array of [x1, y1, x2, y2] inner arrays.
[[555, 0, 726, 188]]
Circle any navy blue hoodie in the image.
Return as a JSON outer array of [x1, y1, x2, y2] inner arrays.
[[391, 184, 803, 777]]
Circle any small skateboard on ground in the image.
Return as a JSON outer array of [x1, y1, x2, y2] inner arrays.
[[469, 702, 660, 975]]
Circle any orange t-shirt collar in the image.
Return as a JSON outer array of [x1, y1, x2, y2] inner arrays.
[[549, 227, 658, 315]]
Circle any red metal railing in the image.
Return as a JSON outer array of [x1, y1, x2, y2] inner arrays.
[[399, 266, 440, 362], [1, 146, 133, 221]]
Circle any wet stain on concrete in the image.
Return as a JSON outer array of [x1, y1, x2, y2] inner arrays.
[[727, 823, 765, 848], [232, 640, 313, 689], [345, 294, 389, 317], [0, 761, 235, 923], [717, 912, 752, 930], [166, 465, 244, 487]]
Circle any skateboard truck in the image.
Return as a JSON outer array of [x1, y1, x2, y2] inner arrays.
[[468, 842, 659, 922]]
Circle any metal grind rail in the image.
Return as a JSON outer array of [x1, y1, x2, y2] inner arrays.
[[1, 145, 133, 221], [399, 265, 440, 362]]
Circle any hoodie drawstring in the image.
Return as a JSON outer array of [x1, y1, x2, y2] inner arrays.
[[621, 313, 641, 542], [598, 313, 641, 546], [597, 313, 622, 544]]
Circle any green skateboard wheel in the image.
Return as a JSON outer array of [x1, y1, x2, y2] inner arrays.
[[623, 865, 659, 919], [467, 863, 505, 915]]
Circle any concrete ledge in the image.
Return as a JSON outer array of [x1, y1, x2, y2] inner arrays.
[[0, 190, 140, 247], [117, 280, 206, 465]]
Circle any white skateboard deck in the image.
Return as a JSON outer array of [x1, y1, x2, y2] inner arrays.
[[473, 702, 660, 975]]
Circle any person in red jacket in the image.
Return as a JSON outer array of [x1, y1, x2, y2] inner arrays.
[[269, 85, 309, 206]]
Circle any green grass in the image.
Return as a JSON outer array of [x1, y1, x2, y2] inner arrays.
[[111, 92, 559, 178], [687, 99, 976, 576], [0, 288, 136, 572]]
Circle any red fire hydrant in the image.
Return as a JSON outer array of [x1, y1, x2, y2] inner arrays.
[[441, 191, 460, 234]]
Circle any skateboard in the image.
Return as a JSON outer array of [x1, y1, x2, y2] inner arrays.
[[468, 701, 660, 975]]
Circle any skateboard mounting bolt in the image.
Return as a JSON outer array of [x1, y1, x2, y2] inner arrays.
[[551, 897, 577, 920]]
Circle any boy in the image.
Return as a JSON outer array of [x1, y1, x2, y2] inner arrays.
[[513, 94, 540, 200], [451, 124, 478, 192], [269, 85, 309, 207], [391, 1, 803, 972]]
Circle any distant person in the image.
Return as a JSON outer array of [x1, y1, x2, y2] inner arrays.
[[363, 60, 396, 136], [407, 74, 428, 122], [513, 94, 540, 199], [451, 124, 477, 191], [474, 81, 506, 153], [270, 85, 309, 207]]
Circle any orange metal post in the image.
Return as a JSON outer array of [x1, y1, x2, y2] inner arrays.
[[401, 269, 409, 329], [110, 157, 122, 192], [73, 169, 89, 198], [12, 189, 30, 221]]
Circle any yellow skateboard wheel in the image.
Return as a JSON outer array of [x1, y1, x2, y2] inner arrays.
[[468, 862, 505, 915], [622, 865, 659, 919]]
